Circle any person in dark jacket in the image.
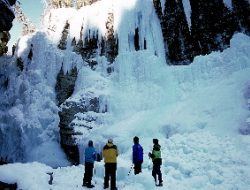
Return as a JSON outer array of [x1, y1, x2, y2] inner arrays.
[[83, 140, 96, 188], [148, 139, 163, 186], [132, 136, 143, 175], [103, 139, 118, 190]]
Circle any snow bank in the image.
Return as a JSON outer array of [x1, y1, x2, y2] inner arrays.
[[0, 162, 52, 189]]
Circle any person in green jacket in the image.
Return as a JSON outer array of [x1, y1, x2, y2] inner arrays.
[[148, 139, 163, 187]]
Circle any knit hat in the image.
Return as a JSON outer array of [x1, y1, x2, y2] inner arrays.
[[88, 140, 93, 146], [153, 138, 158, 145], [133, 136, 139, 143]]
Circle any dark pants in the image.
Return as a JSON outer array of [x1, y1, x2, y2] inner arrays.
[[104, 163, 117, 189], [152, 164, 163, 183], [83, 162, 94, 185], [134, 161, 142, 174]]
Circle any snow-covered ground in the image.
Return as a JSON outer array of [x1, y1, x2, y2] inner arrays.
[[0, 0, 250, 189]]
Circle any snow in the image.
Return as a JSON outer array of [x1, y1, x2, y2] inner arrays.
[[1, 0, 250, 189], [0, 162, 52, 189], [182, 0, 192, 29], [0, 131, 250, 189], [160, 0, 166, 13], [2, 30, 246, 189], [42, 0, 164, 56], [223, 0, 232, 10], [0, 32, 70, 164]]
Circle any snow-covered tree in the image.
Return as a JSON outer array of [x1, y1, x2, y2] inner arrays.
[[63, 0, 73, 7], [14, 2, 35, 36], [58, 21, 70, 50], [76, 0, 84, 9]]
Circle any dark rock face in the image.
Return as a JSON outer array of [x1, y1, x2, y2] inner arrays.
[[55, 66, 78, 105], [59, 101, 82, 165], [153, 0, 249, 65], [0, 0, 16, 55], [55, 66, 78, 164], [55, 64, 107, 164], [0, 0, 16, 32], [0, 181, 17, 190], [58, 95, 102, 164]]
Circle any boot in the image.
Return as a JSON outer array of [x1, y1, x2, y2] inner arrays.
[[82, 182, 88, 187], [87, 184, 95, 188], [156, 182, 163, 187]]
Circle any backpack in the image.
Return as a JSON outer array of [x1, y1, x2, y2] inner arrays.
[[96, 153, 102, 162], [152, 150, 161, 159], [152, 145, 162, 165]]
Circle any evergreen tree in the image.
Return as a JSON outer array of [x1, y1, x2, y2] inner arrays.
[[58, 21, 70, 50], [153, 0, 163, 20], [190, 0, 236, 55], [232, 0, 250, 35], [162, 0, 193, 64]]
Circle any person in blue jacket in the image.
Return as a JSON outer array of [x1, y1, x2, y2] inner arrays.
[[132, 136, 143, 175], [83, 140, 96, 188]]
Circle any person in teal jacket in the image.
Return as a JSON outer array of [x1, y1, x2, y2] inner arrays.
[[148, 139, 163, 187], [83, 140, 96, 188]]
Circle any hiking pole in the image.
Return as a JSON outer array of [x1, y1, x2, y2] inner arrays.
[[128, 164, 134, 176]]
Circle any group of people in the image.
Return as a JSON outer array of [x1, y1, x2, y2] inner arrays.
[[82, 137, 163, 189]]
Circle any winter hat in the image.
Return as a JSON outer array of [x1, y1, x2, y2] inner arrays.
[[133, 136, 139, 143], [108, 138, 113, 143], [88, 140, 93, 147], [153, 139, 158, 145]]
